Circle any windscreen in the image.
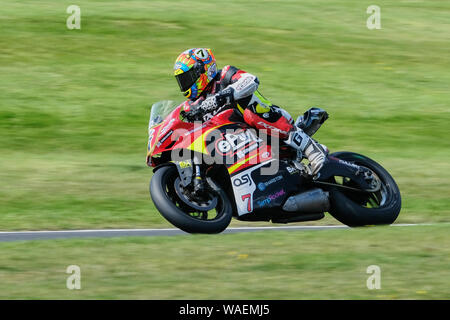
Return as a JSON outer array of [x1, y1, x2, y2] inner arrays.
[[148, 100, 179, 129]]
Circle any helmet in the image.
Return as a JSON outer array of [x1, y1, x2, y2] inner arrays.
[[173, 48, 217, 100]]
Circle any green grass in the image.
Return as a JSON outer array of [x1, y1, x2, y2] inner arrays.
[[1, 0, 449, 230], [0, 224, 448, 299]]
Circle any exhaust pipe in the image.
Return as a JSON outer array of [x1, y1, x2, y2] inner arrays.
[[282, 188, 330, 213]]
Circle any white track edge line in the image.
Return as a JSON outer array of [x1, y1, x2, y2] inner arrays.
[[0, 223, 439, 235]]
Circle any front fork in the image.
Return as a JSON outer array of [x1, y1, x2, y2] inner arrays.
[[192, 155, 206, 196], [170, 156, 206, 191]]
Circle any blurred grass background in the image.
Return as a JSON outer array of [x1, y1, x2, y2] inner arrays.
[[0, 0, 449, 301], [0, 0, 449, 230]]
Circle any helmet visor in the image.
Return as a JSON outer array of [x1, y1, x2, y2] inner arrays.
[[175, 67, 199, 92]]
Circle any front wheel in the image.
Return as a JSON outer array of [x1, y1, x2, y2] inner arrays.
[[327, 152, 401, 226], [150, 165, 233, 234]]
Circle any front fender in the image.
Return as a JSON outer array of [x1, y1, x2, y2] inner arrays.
[[153, 160, 194, 187]]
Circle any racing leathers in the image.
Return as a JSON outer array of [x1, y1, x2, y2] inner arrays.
[[182, 65, 327, 175]]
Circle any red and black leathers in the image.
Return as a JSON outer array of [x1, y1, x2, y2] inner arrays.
[[182, 65, 294, 139]]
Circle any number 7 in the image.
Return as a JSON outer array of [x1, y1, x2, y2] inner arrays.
[[241, 193, 252, 212]]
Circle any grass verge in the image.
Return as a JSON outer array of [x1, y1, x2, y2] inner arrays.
[[0, 224, 448, 299]]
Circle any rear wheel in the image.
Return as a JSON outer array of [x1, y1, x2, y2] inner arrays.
[[150, 165, 233, 234], [327, 152, 401, 226]]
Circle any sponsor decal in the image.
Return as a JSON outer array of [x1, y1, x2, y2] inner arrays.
[[233, 174, 252, 187], [178, 161, 191, 169], [256, 189, 286, 207], [156, 130, 173, 147], [257, 121, 288, 135], [257, 175, 283, 191], [160, 119, 175, 136], [230, 159, 275, 216], [235, 75, 254, 91], [236, 143, 259, 159], [147, 128, 156, 150], [186, 123, 207, 135], [339, 160, 360, 170], [216, 130, 262, 158], [293, 133, 302, 145]]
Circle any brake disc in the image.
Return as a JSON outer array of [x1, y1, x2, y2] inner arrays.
[[174, 177, 218, 212]]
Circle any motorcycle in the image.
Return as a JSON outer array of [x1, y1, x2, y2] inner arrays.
[[147, 100, 401, 234]]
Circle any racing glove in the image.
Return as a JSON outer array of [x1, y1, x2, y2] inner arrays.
[[182, 88, 235, 121], [198, 87, 235, 113], [181, 105, 204, 122]]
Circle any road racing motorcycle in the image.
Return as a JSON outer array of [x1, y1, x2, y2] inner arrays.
[[147, 100, 401, 233]]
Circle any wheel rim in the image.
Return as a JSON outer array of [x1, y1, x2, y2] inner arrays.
[[174, 177, 218, 211], [163, 169, 227, 222], [333, 163, 392, 210]]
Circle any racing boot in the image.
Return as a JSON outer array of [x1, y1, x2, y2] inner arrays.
[[295, 107, 329, 137], [285, 128, 327, 176]]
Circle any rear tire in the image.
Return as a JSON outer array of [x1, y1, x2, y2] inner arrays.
[[327, 152, 401, 226], [150, 165, 233, 234]]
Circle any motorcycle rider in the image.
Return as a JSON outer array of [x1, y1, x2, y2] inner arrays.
[[174, 48, 328, 175]]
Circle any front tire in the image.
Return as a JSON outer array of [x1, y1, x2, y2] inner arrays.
[[150, 165, 233, 234], [327, 152, 401, 226]]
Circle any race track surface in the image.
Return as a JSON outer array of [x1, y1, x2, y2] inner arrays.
[[0, 224, 424, 242]]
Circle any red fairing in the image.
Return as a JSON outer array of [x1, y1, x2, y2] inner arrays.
[[243, 108, 293, 139], [146, 104, 194, 166], [146, 105, 236, 167], [208, 108, 236, 125]]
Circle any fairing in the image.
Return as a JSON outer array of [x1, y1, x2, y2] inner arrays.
[[146, 100, 305, 218]]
